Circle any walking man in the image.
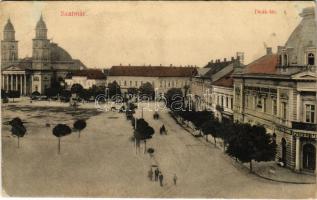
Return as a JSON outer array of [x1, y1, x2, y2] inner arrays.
[[173, 174, 177, 185], [154, 168, 159, 181], [159, 173, 164, 187]]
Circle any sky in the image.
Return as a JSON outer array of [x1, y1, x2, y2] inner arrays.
[[0, 1, 315, 68]]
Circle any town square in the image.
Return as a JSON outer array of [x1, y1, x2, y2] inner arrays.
[[1, 1, 316, 198]]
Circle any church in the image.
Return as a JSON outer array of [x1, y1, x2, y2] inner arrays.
[[1, 15, 86, 95]]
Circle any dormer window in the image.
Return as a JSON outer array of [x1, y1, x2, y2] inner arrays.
[[308, 53, 315, 65]]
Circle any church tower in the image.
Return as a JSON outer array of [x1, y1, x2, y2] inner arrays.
[[31, 14, 52, 94], [32, 14, 51, 70], [1, 18, 18, 69]]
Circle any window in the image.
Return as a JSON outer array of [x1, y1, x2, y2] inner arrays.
[[305, 104, 315, 123], [124, 80, 127, 86], [221, 96, 224, 107], [135, 81, 138, 87], [308, 53, 315, 65], [256, 96, 262, 109], [245, 95, 249, 108], [273, 99, 277, 115], [130, 81, 132, 86], [283, 54, 288, 66], [281, 102, 287, 119], [226, 97, 229, 108], [263, 98, 267, 112], [231, 98, 233, 109]]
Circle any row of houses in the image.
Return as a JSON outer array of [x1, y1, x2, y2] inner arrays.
[[189, 7, 316, 174]]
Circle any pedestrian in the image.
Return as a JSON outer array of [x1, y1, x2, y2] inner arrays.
[[173, 174, 177, 185], [154, 168, 159, 181], [148, 168, 153, 181], [159, 173, 164, 187]]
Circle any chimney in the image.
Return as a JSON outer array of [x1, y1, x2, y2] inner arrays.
[[266, 47, 272, 55], [224, 58, 227, 62], [236, 52, 244, 65]]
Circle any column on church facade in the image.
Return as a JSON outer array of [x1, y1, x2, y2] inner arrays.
[[24, 74, 27, 95], [15, 74, 18, 91], [6, 75, 9, 91], [10, 74, 13, 91], [20, 75, 23, 95]]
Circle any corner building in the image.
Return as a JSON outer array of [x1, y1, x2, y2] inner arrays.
[[233, 7, 316, 174]]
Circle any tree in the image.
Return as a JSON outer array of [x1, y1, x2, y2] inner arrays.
[[127, 87, 138, 96], [201, 119, 219, 146], [107, 81, 121, 98], [166, 88, 184, 111], [31, 91, 41, 96], [1, 89, 7, 99], [7, 90, 20, 102], [52, 124, 72, 154], [139, 82, 154, 99], [79, 89, 92, 102], [71, 83, 84, 95], [73, 119, 87, 138], [45, 87, 59, 99], [59, 90, 71, 102], [134, 118, 155, 154], [219, 120, 234, 152], [9, 117, 26, 148], [226, 123, 276, 172]]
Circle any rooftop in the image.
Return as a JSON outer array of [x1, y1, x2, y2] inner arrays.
[[212, 71, 234, 88], [67, 69, 106, 80], [108, 65, 197, 77], [244, 54, 278, 75]]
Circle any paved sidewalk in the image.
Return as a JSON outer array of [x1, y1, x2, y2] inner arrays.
[[245, 161, 316, 184], [170, 112, 316, 185]]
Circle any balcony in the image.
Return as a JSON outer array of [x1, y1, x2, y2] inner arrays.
[[292, 121, 317, 132]]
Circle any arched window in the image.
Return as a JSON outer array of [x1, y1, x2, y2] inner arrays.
[[308, 53, 315, 65], [283, 54, 288, 66]]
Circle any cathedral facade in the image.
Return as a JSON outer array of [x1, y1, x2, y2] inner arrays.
[[1, 15, 86, 95]]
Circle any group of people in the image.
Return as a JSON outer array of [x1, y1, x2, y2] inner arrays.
[[148, 167, 177, 187]]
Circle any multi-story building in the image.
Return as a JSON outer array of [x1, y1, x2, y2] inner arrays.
[[233, 7, 316, 174], [190, 54, 243, 119], [106, 65, 197, 96], [65, 69, 106, 89], [1, 15, 86, 95]]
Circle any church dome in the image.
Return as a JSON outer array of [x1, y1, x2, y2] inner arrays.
[[36, 15, 47, 30], [50, 43, 73, 62], [284, 7, 316, 65], [4, 19, 14, 31]]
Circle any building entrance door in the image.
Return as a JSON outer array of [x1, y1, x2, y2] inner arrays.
[[281, 138, 287, 163], [303, 144, 316, 171]]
